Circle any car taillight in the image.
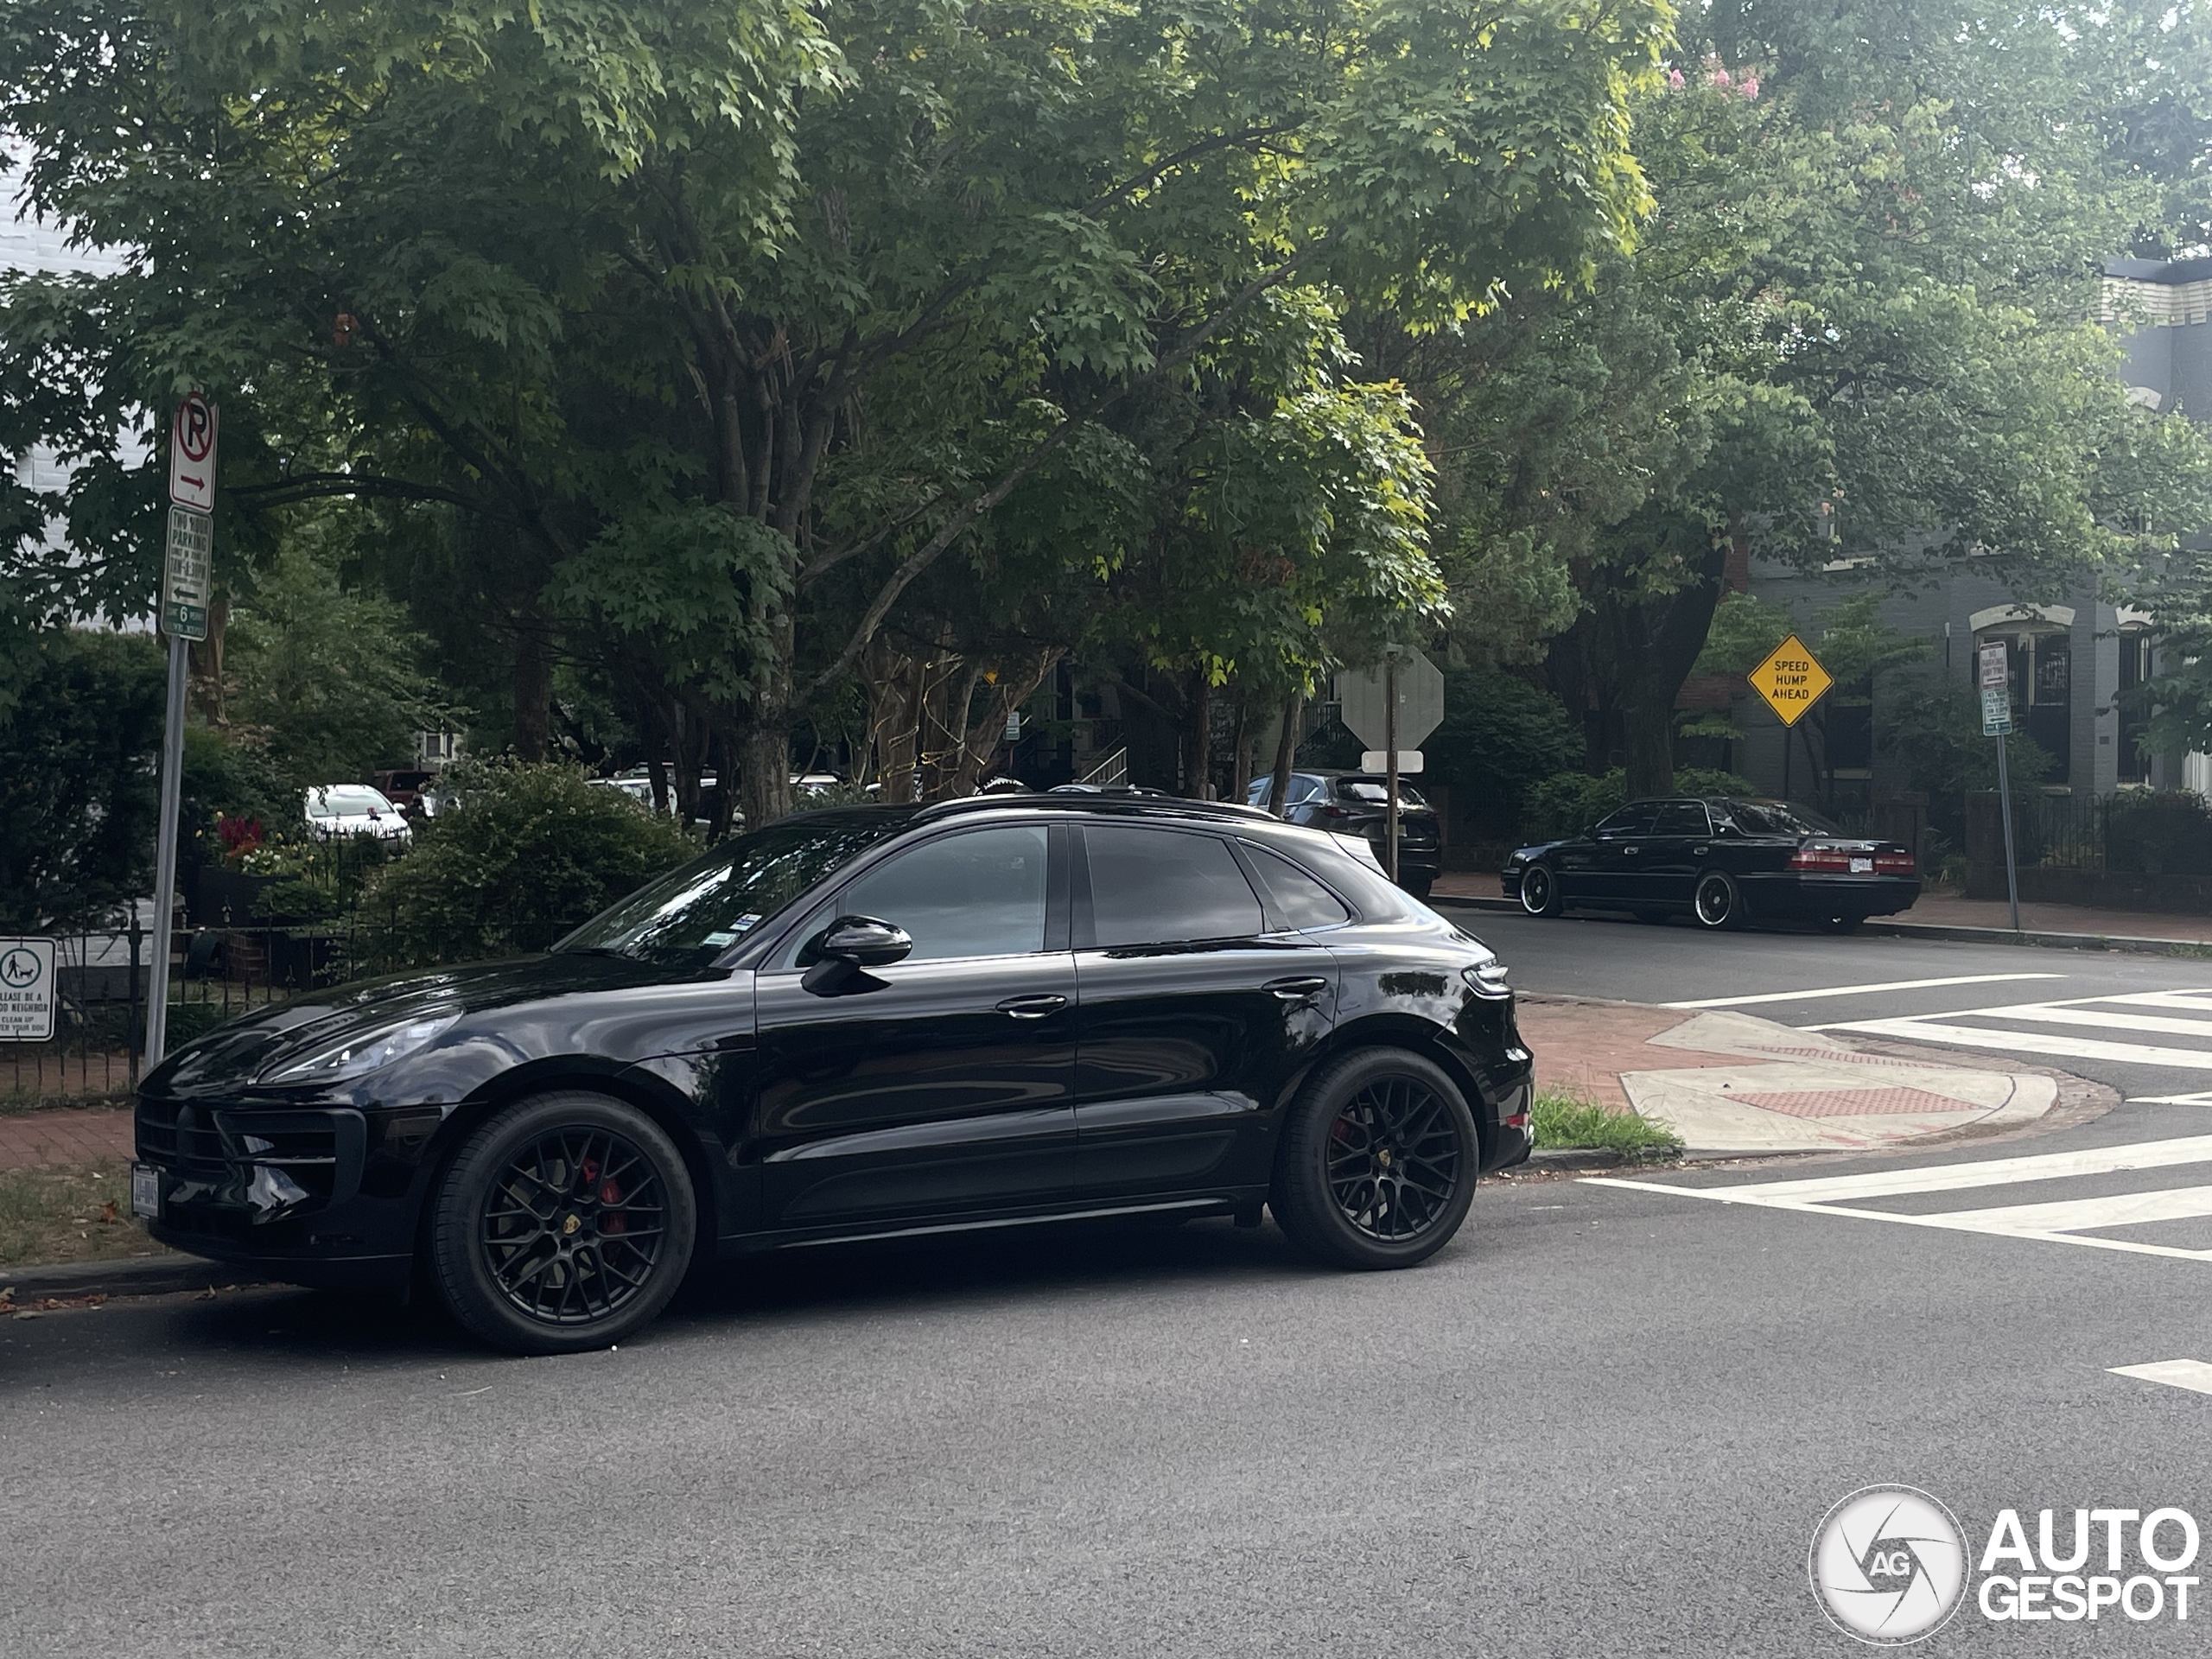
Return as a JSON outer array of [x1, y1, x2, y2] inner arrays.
[[1788, 847, 1854, 873], [1875, 851, 1916, 874], [1317, 804, 1357, 821]]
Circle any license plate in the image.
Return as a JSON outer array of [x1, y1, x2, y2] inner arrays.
[[1850, 856, 1873, 874], [131, 1163, 160, 1220]]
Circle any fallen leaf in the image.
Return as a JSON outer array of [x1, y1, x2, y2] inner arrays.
[[99, 1201, 119, 1224]]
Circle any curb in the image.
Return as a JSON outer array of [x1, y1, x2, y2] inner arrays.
[[1429, 893, 2212, 959], [0, 1253, 254, 1302], [1503, 1147, 1675, 1173]]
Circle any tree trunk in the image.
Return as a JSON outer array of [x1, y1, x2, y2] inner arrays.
[[740, 722, 793, 830], [1580, 531, 1733, 799], [1182, 668, 1212, 798], [190, 594, 229, 725], [1228, 689, 1249, 803], [512, 624, 553, 761], [1268, 692, 1304, 817]]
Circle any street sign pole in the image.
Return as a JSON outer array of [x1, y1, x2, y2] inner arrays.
[[1383, 647, 1401, 884], [1979, 639, 2020, 935], [147, 394, 219, 1069], [144, 634, 188, 1067], [1994, 730, 2021, 935]]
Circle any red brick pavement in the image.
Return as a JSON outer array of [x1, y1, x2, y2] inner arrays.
[[0, 1106, 136, 1171], [1512, 998, 1744, 1110]]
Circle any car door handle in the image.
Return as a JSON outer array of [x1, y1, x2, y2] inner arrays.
[[995, 994, 1067, 1019], [1262, 976, 1329, 1000], [1621, 846, 1639, 856]]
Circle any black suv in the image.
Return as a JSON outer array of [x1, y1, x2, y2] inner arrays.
[[1245, 770, 1443, 897], [135, 796, 1530, 1352]]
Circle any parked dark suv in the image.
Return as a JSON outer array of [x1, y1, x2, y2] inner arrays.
[[1244, 771, 1443, 897], [135, 796, 1532, 1352]]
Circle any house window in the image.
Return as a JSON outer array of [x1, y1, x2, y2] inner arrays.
[[1827, 675, 1874, 774], [1978, 627, 2071, 785], [2117, 627, 2152, 785]]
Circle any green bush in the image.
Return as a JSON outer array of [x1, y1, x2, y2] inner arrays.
[[0, 627, 166, 928], [1518, 766, 1756, 842], [2106, 791, 2212, 875], [1876, 668, 2054, 845], [359, 761, 699, 966]]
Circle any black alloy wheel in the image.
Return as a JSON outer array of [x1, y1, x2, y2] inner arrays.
[[1518, 863, 1562, 917], [1269, 1047, 1478, 1269], [432, 1091, 697, 1354], [1693, 870, 1743, 930]]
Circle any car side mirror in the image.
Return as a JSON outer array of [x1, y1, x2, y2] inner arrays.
[[799, 915, 912, 995]]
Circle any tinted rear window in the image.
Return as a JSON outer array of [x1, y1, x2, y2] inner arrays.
[[1242, 844, 1353, 931], [1084, 826, 1264, 947], [1725, 801, 1830, 836], [1338, 779, 1428, 806]]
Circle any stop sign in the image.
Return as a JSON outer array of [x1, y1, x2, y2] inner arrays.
[[1335, 650, 1443, 750]]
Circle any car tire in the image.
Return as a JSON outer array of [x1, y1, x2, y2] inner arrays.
[[430, 1090, 697, 1356], [1818, 913, 1866, 934], [1268, 1047, 1479, 1270], [1693, 870, 1745, 931], [1517, 863, 1563, 917], [1401, 874, 1434, 900]]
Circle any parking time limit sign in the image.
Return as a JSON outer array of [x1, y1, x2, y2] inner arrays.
[[1747, 633, 1834, 728]]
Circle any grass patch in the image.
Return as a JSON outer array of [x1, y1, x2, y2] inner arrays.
[[1531, 1089, 1683, 1159], [0, 1164, 169, 1269]]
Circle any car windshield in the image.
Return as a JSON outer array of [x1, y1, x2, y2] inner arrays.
[[1338, 779, 1428, 807], [1726, 799, 1838, 836], [556, 810, 915, 966], [309, 786, 391, 816]]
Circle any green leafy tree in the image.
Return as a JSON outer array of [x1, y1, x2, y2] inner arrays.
[[1, 0, 1669, 829], [0, 627, 164, 927]]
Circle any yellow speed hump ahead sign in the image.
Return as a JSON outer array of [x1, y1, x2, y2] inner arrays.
[[1747, 633, 1833, 728]]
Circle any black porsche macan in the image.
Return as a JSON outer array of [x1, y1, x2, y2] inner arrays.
[[136, 796, 1534, 1353], [1502, 795, 1921, 932]]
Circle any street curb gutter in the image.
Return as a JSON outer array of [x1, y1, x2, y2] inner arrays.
[[1430, 893, 2212, 959], [0, 1254, 255, 1301]]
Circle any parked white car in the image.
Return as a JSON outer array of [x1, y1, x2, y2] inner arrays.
[[305, 785, 413, 845]]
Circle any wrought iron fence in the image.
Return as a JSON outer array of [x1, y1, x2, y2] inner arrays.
[[1997, 790, 2212, 874], [2, 916, 391, 1109]]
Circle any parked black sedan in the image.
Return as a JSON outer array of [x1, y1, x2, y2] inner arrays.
[[1243, 770, 1442, 897], [136, 796, 1532, 1352], [1501, 796, 1920, 931]]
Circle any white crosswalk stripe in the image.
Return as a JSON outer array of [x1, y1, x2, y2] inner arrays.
[[1585, 1135, 2212, 1265], [1814, 988, 2212, 1074]]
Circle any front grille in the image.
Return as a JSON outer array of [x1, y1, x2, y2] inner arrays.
[[137, 1099, 364, 1211]]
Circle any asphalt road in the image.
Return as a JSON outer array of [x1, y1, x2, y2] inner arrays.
[[9, 918, 2212, 1656]]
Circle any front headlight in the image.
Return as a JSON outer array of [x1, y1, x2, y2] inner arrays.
[[1463, 962, 1511, 1001], [257, 1014, 459, 1086]]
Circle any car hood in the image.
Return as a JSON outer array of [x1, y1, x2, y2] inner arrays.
[[145, 951, 686, 1096]]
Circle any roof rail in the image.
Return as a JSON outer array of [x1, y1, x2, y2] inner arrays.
[[912, 791, 1274, 825]]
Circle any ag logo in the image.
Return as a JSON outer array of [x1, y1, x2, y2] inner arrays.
[[1810, 1485, 1968, 1644], [0, 947, 41, 989]]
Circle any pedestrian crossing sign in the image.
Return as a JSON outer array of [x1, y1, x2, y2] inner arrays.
[[1747, 633, 1833, 728]]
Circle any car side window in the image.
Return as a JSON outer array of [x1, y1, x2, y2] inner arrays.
[[1652, 801, 1712, 836], [1084, 825, 1265, 948], [1242, 844, 1353, 931], [835, 825, 1050, 963], [1594, 803, 1656, 837]]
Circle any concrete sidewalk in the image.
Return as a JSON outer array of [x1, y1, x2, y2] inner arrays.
[[1516, 995, 2080, 1154]]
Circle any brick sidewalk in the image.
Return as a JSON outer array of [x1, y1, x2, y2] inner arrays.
[[1514, 1000, 1743, 1110], [0, 1107, 136, 1171]]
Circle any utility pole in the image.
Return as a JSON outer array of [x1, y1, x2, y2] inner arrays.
[[1383, 645, 1401, 885], [148, 393, 219, 1069]]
